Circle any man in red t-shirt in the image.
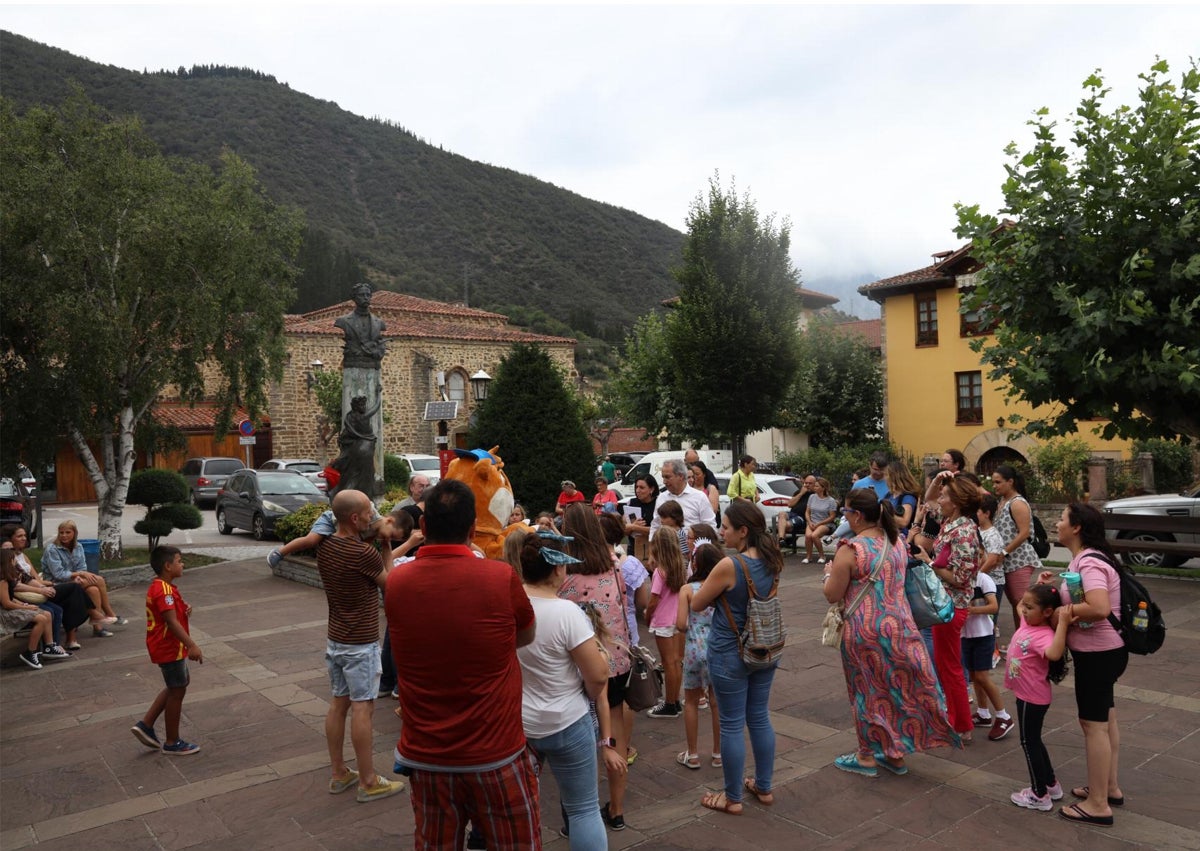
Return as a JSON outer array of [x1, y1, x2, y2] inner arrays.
[[131, 546, 203, 755], [386, 479, 538, 849]]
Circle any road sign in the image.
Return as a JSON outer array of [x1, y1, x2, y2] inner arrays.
[[238, 420, 255, 437], [239, 436, 257, 445]]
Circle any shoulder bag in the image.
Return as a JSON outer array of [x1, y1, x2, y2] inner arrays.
[[610, 560, 664, 710], [720, 554, 785, 668], [821, 537, 891, 648], [904, 557, 955, 629]]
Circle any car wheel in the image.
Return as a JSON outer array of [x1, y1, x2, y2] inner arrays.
[[216, 508, 233, 535], [1120, 532, 1185, 569], [188, 489, 197, 506], [252, 513, 266, 541]]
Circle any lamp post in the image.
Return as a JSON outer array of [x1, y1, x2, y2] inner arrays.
[[305, 359, 324, 394], [470, 369, 492, 402]]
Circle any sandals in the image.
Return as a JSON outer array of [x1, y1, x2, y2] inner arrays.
[[1071, 786, 1124, 806], [871, 752, 909, 775], [833, 753, 878, 777], [712, 752, 722, 768], [1059, 803, 1113, 826], [700, 790, 742, 815], [626, 746, 639, 767], [676, 751, 701, 770], [744, 778, 774, 805]]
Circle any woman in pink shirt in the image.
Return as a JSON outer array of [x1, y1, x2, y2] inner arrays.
[[1040, 503, 1127, 828]]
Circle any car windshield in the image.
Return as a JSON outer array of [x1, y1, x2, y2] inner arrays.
[[208, 459, 244, 475], [286, 462, 321, 474], [259, 472, 322, 496], [409, 458, 440, 471], [767, 478, 800, 497]]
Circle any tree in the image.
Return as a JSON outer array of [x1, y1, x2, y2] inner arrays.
[[609, 312, 691, 440], [0, 94, 303, 558], [310, 369, 344, 457], [779, 322, 883, 447], [955, 60, 1200, 442], [127, 469, 203, 551], [468, 343, 595, 514], [665, 176, 802, 445]]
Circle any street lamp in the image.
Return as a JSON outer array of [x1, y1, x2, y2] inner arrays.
[[305, 359, 325, 393], [470, 369, 492, 402]]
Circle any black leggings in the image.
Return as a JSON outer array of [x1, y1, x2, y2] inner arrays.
[[1016, 698, 1056, 797]]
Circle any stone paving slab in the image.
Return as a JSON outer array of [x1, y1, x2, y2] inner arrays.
[[1, 555, 1198, 849]]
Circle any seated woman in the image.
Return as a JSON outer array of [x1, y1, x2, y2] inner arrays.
[[40, 520, 126, 637], [1, 548, 58, 669], [802, 478, 838, 564], [2, 523, 97, 651]]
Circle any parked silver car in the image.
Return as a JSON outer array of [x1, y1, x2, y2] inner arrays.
[[1104, 480, 1200, 568], [179, 457, 244, 507], [716, 474, 803, 531], [259, 458, 328, 492]]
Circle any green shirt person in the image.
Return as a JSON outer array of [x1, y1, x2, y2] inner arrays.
[[727, 455, 759, 503], [601, 457, 616, 483]]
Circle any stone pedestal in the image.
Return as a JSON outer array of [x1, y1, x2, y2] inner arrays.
[[342, 367, 384, 499], [1087, 458, 1108, 502], [1138, 452, 1156, 494]]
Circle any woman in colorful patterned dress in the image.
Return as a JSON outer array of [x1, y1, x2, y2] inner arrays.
[[823, 488, 959, 776]]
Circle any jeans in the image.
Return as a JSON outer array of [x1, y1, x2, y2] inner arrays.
[[527, 713, 605, 851], [37, 601, 64, 645], [919, 626, 935, 663], [708, 644, 776, 802]]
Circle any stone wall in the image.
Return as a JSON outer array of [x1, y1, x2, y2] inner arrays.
[[270, 335, 576, 462]]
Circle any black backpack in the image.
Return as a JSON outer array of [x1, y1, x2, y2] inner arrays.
[[1096, 553, 1166, 655], [1030, 515, 1051, 559]]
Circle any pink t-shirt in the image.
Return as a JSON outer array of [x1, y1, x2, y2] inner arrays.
[[1004, 619, 1055, 705], [1058, 549, 1123, 652], [649, 569, 680, 630]]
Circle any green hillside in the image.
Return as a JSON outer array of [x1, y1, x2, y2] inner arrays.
[[0, 31, 684, 337]]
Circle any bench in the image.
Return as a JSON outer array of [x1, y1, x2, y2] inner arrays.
[[1103, 513, 1200, 568]]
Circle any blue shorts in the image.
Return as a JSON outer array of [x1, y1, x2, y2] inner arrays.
[[325, 639, 382, 702], [159, 659, 190, 689], [310, 511, 336, 537], [961, 634, 996, 673]]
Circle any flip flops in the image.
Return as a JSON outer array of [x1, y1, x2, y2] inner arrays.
[[833, 753, 878, 777], [1059, 803, 1114, 826], [700, 790, 743, 815], [1071, 786, 1124, 806], [743, 778, 774, 805]]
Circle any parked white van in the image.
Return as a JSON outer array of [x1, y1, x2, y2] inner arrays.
[[611, 449, 733, 500]]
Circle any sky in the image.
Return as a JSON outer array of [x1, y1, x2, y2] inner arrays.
[[4, 3, 1198, 317]]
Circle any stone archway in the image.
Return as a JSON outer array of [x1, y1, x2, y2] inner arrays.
[[963, 428, 1038, 474], [977, 446, 1027, 478]]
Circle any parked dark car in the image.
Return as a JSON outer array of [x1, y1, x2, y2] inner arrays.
[[180, 457, 245, 507], [215, 469, 327, 540], [0, 477, 37, 537]]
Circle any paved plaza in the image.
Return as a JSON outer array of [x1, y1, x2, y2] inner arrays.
[[1, 553, 1197, 850]]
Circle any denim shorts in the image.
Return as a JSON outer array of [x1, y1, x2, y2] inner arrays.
[[159, 659, 190, 689], [325, 639, 382, 702]]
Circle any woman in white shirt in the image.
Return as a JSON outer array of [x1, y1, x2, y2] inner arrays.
[[517, 533, 626, 849]]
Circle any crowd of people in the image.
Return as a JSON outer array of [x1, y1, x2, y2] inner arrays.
[[4, 442, 1136, 846]]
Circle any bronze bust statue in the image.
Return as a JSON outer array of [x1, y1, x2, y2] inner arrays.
[[334, 282, 387, 369]]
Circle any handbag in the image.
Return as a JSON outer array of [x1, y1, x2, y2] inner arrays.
[[15, 591, 48, 604], [623, 643, 664, 712], [821, 538, 891, 648], [904, 559, 955, 628]]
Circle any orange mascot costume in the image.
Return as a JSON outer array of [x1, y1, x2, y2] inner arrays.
[[444, 447, 523, 558]]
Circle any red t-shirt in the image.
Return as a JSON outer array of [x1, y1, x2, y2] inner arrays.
[[145, 578, 189, 664], [386, 544, 534, 768], [557, 490, 585, 512]]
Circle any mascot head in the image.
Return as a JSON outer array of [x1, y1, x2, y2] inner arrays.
[[444, 447, 516, 557]]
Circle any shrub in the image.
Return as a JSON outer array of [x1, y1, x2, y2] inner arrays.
[[385, 455, 410, 490], [1134, 438, 1196, 494], [1030, 438, 1091, 502], [775, 442, 901, 498], [128, 468, 189, 506], [273, 503, 327, 548]]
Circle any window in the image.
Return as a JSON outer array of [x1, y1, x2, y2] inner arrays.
[[915, 291, 938, 346], [447, 370, 466, 403], [956, 371, 983, 424]]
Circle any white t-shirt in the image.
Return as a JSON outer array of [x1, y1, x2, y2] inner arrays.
[[517, 596, 595, 739], [980, 526, 1006, 586], [963, 572, 998, 639]]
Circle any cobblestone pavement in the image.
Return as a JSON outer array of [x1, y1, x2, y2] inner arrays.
[[1, 555, 1197, 850]]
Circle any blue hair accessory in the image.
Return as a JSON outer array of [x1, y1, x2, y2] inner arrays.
[[536, 530, 574, 544], [540, 547, 582, 567]]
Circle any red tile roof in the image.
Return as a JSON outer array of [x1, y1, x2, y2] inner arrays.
[[153, 402, 254, 431], [797, 287, 839, 307], [301, 291, 509, 323], [828, 319, 882, 350], [858, 262, 952, 298]]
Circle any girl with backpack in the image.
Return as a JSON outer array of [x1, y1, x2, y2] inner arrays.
[[1040, 503, 1128, 828], [688, 500, 782, 815]]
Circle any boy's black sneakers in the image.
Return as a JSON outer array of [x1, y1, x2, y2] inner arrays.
[[18, 650, 42, 669]]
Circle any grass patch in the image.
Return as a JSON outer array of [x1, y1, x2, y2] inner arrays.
[[25, 547, 223, 571]]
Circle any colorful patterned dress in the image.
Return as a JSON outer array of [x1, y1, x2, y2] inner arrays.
[[838, 534, 960, 759], [682, 581, 714, 690]]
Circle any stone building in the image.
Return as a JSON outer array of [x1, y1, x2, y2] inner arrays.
[[271, 291, 577, 461]]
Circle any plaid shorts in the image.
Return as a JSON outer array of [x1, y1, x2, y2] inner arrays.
[[409, 748, 541, 850]]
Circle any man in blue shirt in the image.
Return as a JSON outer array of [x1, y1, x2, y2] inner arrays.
[[826, 452, 890, 542]]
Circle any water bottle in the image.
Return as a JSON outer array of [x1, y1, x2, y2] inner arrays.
[[1132, 602, 1149, 632], [1061, 572, 1084, 604]]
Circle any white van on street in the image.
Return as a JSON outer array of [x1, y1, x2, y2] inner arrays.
[[611, 449, 733, 500]]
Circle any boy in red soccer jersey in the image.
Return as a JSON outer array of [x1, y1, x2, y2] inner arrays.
[[131, 546, 203, 755]]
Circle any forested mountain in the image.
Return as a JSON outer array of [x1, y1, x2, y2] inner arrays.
[[0, 32, 685, 337]]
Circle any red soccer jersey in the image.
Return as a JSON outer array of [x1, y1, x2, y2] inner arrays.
[[146, 578, 190, 664]]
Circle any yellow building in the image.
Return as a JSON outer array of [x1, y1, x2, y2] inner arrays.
[[860, 245, 1130, 472]]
